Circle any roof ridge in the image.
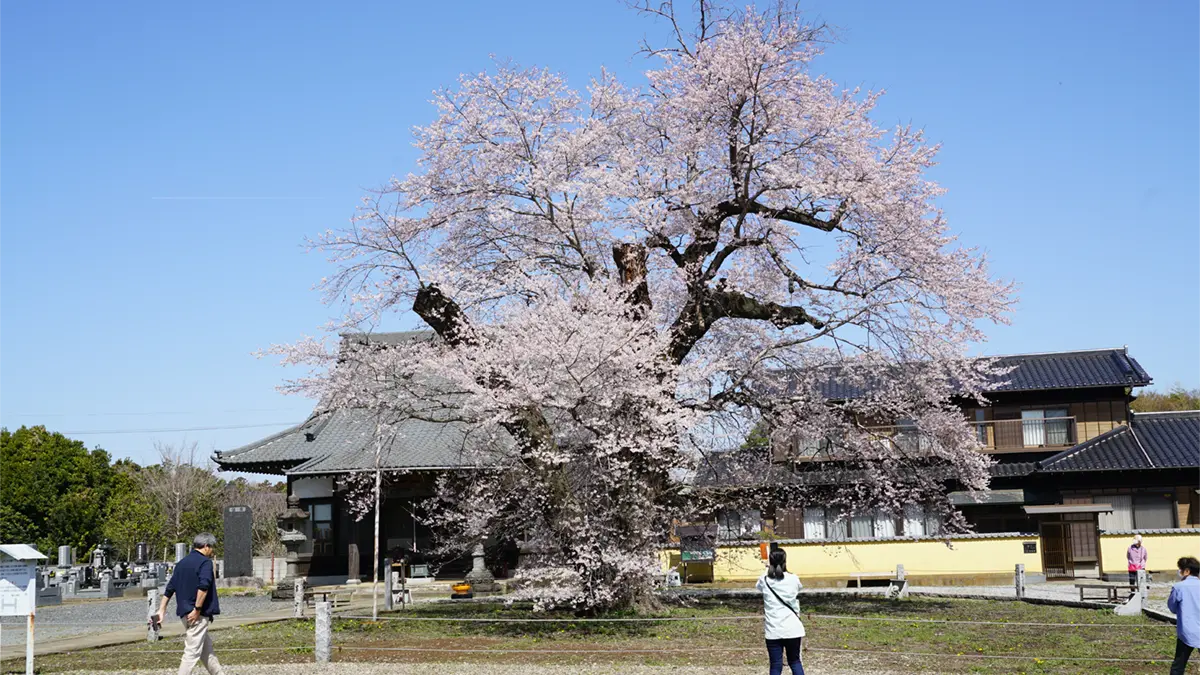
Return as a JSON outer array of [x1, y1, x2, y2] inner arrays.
[[1133, 410, 1200, 417], [984, 347, 1132, 359]]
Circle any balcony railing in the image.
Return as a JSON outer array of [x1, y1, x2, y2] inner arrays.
[[971, 417, 1077, 452], [787, 416, 1078, 460]]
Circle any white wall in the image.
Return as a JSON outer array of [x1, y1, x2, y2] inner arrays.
[[292, 477, 333, 499], [214, 556, 288, 583]]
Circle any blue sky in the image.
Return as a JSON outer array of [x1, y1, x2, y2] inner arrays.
[[3, 1, 1196, 469]]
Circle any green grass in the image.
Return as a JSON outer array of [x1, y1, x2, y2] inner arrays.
[[6, 596, 1184, 674]]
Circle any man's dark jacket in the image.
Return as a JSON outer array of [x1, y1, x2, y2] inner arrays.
[[164, 549, 221, 618]]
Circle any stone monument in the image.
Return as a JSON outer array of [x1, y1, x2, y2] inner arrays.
[[346, 543, 360, 585], [464, 543, 499, 593], [223, 505, 254, 579]]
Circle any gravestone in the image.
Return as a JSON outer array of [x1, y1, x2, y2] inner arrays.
[[222, 506, 253, 579], [174, 543, 188, 563]]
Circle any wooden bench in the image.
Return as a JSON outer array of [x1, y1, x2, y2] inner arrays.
[[848, 572, 895, 588], [305, 590, 355, 609], [1075, 582, 1133, 603]]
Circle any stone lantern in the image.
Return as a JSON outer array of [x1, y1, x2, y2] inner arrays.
[[276, 494, 311, 585]]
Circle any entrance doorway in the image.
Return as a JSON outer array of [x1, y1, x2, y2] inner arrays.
[[1039, 515, 1101, 580]]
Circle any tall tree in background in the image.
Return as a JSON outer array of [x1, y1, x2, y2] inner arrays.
[[103, 459, 166, 561], [1132, 385, 1200, 412], [280, 0, 1013, 609], [142, 441, 219, 553], [0, 426, 115, 559]]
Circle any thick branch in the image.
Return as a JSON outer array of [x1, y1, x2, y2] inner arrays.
[[667, 286, 825, 364], [412, 284, 477, 347], [746, 198, 851, 232]]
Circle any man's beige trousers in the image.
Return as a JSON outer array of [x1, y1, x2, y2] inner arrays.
[[178, 616, 225, 675]]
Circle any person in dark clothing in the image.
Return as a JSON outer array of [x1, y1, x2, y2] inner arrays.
[[151, 533, 225, 675]]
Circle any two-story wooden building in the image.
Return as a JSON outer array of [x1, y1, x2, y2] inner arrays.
[[708, 348, 1199, 583]]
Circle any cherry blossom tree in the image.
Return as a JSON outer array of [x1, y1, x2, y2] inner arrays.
[[279, 1, 1014, 610]]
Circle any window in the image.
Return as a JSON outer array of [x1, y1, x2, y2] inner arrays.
[[309, 502, 334, 555], [1133, 493, 1176, 529], [1098, 495, 1133, 531], [1021, 409, 1069, 447], [1072, 489, 1178, 531], [904, 505, 926, 537], [716, 510, 741, 540], [799, 506, 930, 539], [803, 507, 826, 539], [973, 409, 988, 445], [775, 509, 804, 539], [825, 507, 849, 539]]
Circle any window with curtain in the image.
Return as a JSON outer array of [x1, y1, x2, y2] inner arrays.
[[872, 510, 897, 538], [803, 507, 826, 539], [904, 504, 926, 537], [1022, 409, 1069, 446], [849, 513, 873, 538], [825, 507, 849, 539]]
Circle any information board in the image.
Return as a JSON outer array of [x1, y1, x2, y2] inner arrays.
[[0, 560, 34, 616]]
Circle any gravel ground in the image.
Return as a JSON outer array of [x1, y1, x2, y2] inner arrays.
[[53, 662, 901, 675], [908, 581, 1177, 615], [0, 596, 281, 647]]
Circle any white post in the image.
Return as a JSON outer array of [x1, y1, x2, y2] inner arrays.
[[314, 601, 332, 663], [293, 578, 305, 618], [383, 559, 393, 612], [1015, 564, 1026, 599], [1137, 569, 1150, 603], [26, 575, 36, 675], [371, 431, 383, 622], [146, 588, 160, 642]]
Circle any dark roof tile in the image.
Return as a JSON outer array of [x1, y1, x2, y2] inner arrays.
[[1038, 411, 1199, 472]]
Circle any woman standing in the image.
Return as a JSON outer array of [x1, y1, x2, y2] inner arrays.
[[756, 547, 806, 675]]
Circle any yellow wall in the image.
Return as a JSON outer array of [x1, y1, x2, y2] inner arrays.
[[664, 536, 1043, 582], [1100, 532, 1200, 574]]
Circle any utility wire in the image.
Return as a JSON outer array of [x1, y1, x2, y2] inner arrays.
[[10, 407, 302, 418], [61, 422, 297, 435]]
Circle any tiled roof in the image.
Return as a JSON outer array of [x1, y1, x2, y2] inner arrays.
[[215, 416, 327, 471], [991, 349, 1151, 392], [989, 462, 1038, 478], [1038, 411, 1200, 472], [812, 348, 1152, 399], [215, 408, 493, 474]]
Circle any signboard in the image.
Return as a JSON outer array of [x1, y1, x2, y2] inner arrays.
[[680, 549, 714, 563], [0, 560, 34, 616], [1023, 541, 1037, 554]]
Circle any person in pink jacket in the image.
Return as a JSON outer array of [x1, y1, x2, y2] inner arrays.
[[1127, 534, 1148, 585]]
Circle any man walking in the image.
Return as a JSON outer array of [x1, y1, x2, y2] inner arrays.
[[151, 533, 226, 675], [1127, 534, 1148, 586], [1168, 556, 1200, 675]]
